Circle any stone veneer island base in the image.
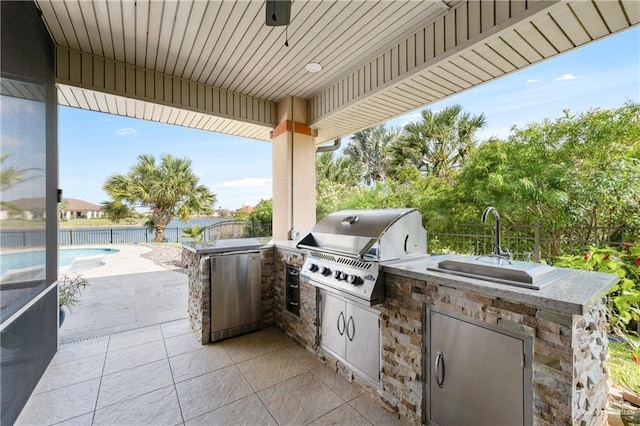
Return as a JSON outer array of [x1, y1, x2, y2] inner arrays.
[[184, 241, 617, 425]]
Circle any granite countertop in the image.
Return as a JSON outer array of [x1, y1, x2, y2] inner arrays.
[[182, 238, 304, 255], [383, 254, 618, 315], [182, 237, 271, 254]]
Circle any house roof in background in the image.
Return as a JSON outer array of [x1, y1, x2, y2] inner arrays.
[[3, 198, 47, 210], [64, 198, 102, 211]]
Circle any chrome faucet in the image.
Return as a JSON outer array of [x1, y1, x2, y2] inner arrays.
[[481, 207, 510, 259]]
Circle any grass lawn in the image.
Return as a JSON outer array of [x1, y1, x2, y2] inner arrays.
[[0, 220, 45, 229], [58, 218, 146, 228]]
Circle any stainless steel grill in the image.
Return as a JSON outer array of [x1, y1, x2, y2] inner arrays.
[[297, 208, 427, 306]]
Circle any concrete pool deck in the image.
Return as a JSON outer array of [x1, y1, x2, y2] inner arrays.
[[59, 244, 188, 343]]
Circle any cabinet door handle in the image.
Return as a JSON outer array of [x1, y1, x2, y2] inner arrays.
[[337, 312, 345, 336], [435, 351, 445, 388], [346, 316, 355, 342], [289, 284, 299, 289], [288, 301, 299, 306]]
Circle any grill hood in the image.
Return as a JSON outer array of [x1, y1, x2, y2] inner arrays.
[[297, 208, 427, 262]]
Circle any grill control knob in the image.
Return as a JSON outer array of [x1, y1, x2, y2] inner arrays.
[[319, 266, 331, 276], [333, 270, 342, 280], [346, 274, 361, 285], [308, 263, 319, 273]]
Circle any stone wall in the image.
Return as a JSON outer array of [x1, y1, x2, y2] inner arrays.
[[273, 248, 318, 350], [260, 248, 275, 328], [379, 273, 610, 425], [572, 301, 609, 425], [184, 249, 210, 344]]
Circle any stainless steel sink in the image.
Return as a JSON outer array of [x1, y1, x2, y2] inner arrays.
[[428, 255, 571, 289]]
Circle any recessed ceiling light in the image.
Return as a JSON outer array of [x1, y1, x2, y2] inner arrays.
[[305, 62, 322, 73]]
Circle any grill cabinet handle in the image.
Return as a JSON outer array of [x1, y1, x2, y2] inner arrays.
[[346, 316, 355, 342], [435, 351, 445, 388], [337, 312, 345, 336]]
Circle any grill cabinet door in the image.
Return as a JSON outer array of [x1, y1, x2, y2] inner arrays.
[[345, 303, 380, 381], [429, 310, 524, 425], [320, 291, 346, 359]]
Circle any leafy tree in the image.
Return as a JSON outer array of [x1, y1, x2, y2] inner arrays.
[[389, 105, 486, 178], [315, 152, 362, 219], [455, 102, 640, 254], [103, 154, 216, 242], [344, 124, 402, 184], [235, 199, 273, 237]]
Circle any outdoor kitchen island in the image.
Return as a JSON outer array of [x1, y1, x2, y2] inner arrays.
[[184, 238, 617, 426]]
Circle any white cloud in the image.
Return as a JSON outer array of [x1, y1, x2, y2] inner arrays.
[[386, 111, 423, 128], [216, 178, 272, 188], [526, 79, 539, 84], [114, 127, 138, 136], [554, 73, 578, 81]]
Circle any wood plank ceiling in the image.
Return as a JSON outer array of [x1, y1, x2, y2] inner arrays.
[[35, 0, 638, 143]]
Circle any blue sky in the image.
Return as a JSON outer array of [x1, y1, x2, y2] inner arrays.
[[59, 27, 639, 210]]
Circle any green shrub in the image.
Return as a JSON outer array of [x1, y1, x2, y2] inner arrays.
[[555, 244, 640, 363]]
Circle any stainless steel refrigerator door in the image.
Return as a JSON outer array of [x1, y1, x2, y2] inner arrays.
[[429, 310, 524, 425], [210, 252, 261, 334]]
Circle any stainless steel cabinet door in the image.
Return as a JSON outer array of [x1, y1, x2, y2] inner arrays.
[[211, 253, 261, 332], [429, 311, 524, 426], [346, 303, 380, 381], [320, 291, 346, 359]]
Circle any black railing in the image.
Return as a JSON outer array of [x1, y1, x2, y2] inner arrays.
[[1, 227, 187, 248], [429, 224, 639, 262]]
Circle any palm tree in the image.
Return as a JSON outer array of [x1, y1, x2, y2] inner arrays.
[[344, 125, 402, 185], [316, 152, 360, 187], [182, 225, 207, 242], [103, 154, 216, 242], [389, 105, 486, 178], [0, 153, 41, 217], [0, 153, 38, 191]]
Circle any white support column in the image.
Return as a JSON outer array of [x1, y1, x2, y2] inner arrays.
[[272, 97, 316, 240]]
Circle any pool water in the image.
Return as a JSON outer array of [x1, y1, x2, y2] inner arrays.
[[0, 248, 119, 275]]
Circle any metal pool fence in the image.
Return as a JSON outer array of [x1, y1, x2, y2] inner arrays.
[[1, 219, 273, 248], [0, 227, 185, 248]]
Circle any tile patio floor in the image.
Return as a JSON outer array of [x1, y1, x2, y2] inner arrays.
[[17, 245, 408, 425], [17, 321, 407, 425]]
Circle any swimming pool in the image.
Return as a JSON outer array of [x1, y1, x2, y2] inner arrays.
[[0, 248, 119, 275]]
